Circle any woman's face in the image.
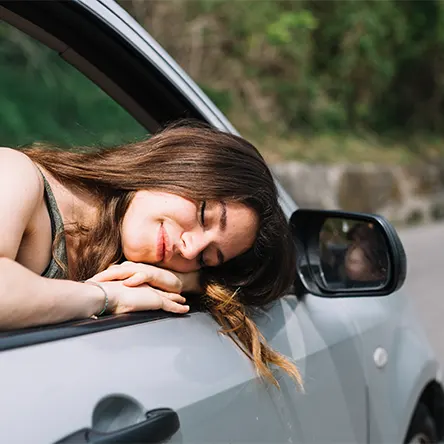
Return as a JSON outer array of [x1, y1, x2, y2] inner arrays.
[[121, 191, 259, 272], [344, 245, 374, 281]]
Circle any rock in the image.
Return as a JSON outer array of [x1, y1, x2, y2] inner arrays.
[[337, 166, 402, 213], [271, 161, 444, 226], [271, 162, 338, 209]]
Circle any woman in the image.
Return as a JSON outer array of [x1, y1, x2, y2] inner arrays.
[[0, 121, 300, 387], [344, 223, 388, 284]]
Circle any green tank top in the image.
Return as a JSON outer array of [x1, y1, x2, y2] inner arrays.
[[39, 171, 68, 279]]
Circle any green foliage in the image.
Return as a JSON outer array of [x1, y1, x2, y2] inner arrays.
[[125, 0, 444, 142], [0, 24, 147, 149], [3, 1, 444, 162], [199, 84, 233, 115], [267, 10, 318, 46]]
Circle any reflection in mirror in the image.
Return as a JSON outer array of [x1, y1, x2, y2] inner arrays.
[[319, 218, 390, 290]]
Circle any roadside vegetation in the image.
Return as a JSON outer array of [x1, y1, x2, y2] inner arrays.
[[121, 0, 444, 164], [2, 1, 444, 164]]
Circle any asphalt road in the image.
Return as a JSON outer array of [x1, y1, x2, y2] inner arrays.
[[399, 223, 444, 366]]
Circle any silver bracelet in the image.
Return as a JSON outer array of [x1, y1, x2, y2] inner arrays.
[[84, 281, 109, 317]]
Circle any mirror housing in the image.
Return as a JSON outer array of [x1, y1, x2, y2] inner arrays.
[[290, 209, 407, 297]]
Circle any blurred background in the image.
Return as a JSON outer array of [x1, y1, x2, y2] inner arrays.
[[3, 0, 444, 222], [1, 0, 444, 361], [122, 0, 444, 164]]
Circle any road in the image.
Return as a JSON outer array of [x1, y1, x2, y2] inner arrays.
[[399, 223, 444, 366]]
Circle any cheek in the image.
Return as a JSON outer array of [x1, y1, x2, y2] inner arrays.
[[121, 229, 146, 261], [121, 214, 154, 262], [350, 259, 363, 271]]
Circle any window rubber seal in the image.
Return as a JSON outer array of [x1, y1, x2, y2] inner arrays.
[[0, 311, 187, 352]]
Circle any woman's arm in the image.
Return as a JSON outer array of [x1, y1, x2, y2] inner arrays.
[[0, 258, 189, 329], [0, 257, 105, 328], [0, 149, 104, 328]]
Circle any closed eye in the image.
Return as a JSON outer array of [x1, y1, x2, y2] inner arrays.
[[200, 200, 206, 227], [197, 200, 224, 268]]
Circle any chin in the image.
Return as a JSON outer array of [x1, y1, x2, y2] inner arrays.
[[122, 246, 150, 264]]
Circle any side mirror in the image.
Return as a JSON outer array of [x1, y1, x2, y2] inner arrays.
[[290, 209, 407, 297]]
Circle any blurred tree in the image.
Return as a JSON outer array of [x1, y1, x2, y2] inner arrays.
[[3, 0, 444, 158], [120, 0, 444, 142], [0, 22, 147, 149]]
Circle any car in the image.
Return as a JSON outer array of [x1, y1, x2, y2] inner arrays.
[[0, 1, 442, 443]]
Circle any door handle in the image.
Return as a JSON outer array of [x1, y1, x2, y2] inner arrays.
[[54, 408, 180, 443]]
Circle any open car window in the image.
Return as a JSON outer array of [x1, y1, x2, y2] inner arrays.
[[0, 0, 293, 348]]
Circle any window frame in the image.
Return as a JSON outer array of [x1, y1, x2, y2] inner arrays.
[[0, 312, 184, 351]]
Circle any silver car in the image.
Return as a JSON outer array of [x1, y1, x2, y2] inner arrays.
[[0, 1, 442, 443]]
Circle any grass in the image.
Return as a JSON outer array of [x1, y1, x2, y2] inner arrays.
[[245, 131, 444, 165]]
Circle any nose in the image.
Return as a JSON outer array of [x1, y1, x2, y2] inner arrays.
[[179, 231, 210, 261]]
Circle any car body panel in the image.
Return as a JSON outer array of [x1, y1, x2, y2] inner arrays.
[[344, 293, 440, 443], [0, 312, 285, 443], [1, 298, 366, 444]]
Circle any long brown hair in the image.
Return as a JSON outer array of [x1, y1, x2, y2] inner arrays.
[[24, 121, 301, 388]]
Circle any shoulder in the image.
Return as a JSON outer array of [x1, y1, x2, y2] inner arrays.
[[0, 148, 48, 259], [0, 147, 44, 205], [0, 147, 43, 183], [0, 146, 37, 165]]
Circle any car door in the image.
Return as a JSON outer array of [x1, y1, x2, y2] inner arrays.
[[0, 2, 368, 443]]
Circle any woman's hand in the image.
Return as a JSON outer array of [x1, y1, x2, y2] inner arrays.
[[89, 261, 202, 294], [87, 262, 202, 315], [89, 280, 190, 315]]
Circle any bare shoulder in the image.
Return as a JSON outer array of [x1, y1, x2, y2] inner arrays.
[[0, 148, 43, 195], [0, 148, 44, 216], [0, 146, 38, 167], [0, 148, 46, 259]]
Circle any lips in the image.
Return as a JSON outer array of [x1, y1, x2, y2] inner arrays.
[[157, 223, 172, 262], [157, 223, 166, 262]]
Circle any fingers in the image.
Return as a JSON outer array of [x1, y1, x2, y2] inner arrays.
[[159, 291, 187, 304], [123, 268, 182, 292], [91, 266, 131, 283], [130, 285, 189, 314], [91, 263, 183, 293], [143, 288, 189, 314], [122, 272, 149, 287], [161, 297, 190, 314], [115, 283, 189, 315], [159, 291, 189, 314]]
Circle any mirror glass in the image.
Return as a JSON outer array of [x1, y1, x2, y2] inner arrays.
[[319, 218, 390, 290]]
